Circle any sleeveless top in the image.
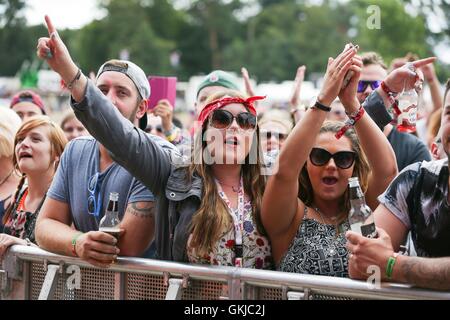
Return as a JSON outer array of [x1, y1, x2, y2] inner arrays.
[[3, 188, 46, 244], [278, 206, 350, 277], [187, 199, 274, 269]]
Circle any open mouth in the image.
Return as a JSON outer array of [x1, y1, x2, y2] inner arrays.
[[322, 177, 338, 185], [225, 136, 239, 146], [19, 152, 32, 159]]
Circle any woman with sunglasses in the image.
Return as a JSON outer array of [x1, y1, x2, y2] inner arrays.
[[0, 116, 67, 259], [261, 45, 398, 277], [36, 17, 272, 268]]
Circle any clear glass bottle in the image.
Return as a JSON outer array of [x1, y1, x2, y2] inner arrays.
[[396, 88, 418, 133], [348, 177, 378, 238], [99, 192, 121, 240]]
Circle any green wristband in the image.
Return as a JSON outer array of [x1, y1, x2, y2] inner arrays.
[[385, 256, 397, 279], [71, 232, 83, 257]]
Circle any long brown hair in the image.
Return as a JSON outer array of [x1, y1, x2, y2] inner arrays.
[[3, 116, 67, 225], [299, 121, 370, 224], [188, 90, 267, 257]]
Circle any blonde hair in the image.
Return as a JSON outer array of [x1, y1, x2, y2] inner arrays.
[[3, 116, 68, 225], [299, 121, 370, 225], [0, 108, 22, 158], [188, 89, 267, 257], [60, 108, 77, 130]]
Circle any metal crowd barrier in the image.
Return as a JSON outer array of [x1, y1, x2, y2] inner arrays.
[[1, 244, 449, 300]]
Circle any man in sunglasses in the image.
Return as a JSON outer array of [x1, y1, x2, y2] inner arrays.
[[358, 52, 431, 171], [346, 79, 450, 291], [35, 50, 174, 266], [259, 109, 293, 153]]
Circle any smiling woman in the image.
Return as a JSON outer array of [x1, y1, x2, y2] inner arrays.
[[0, 116, 67, 259]]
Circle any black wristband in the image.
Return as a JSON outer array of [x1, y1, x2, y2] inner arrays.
[[313, 100, 331, 112]]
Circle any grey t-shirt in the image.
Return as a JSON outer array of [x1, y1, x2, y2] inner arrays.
[[47, 136, 155, 232]]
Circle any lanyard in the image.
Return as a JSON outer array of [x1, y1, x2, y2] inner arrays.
[[216, 177, 244, 267]]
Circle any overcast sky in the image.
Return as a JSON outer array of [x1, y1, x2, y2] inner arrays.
[[24, 0, 105, 29]]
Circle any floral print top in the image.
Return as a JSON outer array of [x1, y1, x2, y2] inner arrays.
[[3, 188, 44, 244], [187, 199, 274, 269]]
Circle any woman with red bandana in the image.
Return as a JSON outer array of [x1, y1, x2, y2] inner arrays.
[[35, 15, 272, 268]]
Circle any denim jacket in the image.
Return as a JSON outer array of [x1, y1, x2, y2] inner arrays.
[[72, 80, 203, 261]]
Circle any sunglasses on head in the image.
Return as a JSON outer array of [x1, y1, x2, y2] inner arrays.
[[210, 109, 257, 130], [309, 147, 356, 169], [357, 80, 382, 93], [261, 130, 288, 140]]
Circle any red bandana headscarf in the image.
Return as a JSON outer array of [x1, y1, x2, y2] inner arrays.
[[197, 95, 265, 126]]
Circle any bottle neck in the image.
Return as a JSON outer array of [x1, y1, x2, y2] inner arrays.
[[106, 200, 119, 214]]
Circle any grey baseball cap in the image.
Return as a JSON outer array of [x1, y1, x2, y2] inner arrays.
[[97, 59, 150, 130]]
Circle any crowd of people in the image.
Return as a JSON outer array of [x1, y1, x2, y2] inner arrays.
[[0, 15, 449, 291]]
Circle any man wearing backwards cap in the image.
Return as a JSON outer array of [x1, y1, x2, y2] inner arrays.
[[35, 52, 166, 267], [10, 90, 46, 122]]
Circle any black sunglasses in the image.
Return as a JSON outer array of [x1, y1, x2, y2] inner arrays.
[[210, 109, 257, 130], [309, 147, 356, 169], [145, 124, 163, 133], [357, 80, 381, 93], [261, 130, 288, 140]]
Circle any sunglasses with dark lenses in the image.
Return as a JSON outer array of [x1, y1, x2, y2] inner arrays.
[[357, 80, 382, 93], [261, 130, 288, 140], [309, 147, 356, 169], [210, 109, 257, 130], [87, 172, 102, 217], [145, 124, 163, 133]]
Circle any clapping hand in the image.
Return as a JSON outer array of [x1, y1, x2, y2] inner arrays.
[[317, 45, 358, 106]]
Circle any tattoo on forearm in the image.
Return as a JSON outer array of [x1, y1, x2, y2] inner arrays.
[[127, 202, 155, 219], [401, 257, 450, 290]]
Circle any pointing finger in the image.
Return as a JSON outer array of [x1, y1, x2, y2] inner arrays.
[[413, 57, 436, 69], [45, 15, 57, 38]]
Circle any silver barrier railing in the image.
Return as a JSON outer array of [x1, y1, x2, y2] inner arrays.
[[1, 244, 450, 300]]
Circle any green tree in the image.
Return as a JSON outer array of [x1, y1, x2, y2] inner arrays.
[[223, 1, 352, 81], [352, 0, 429, 63], [72, 0, 174, 76], [0, 0, 30, 76]]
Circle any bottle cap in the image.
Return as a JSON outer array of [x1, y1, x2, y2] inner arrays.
[[348, 177, 359, 187], [109, 192, 119, 201]]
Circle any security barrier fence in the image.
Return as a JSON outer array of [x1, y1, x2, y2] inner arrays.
[[1, 245, 449, 300]]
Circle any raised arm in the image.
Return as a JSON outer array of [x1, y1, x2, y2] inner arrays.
[[262, 47, 358, 237], [338, 55, 397, 209], [36, 16, 174, 194]]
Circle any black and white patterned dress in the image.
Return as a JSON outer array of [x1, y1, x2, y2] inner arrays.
[[278, 207, 350, 277]]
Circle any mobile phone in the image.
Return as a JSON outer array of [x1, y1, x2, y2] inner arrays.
[[341, 43, 359, 89], [147, 76, 177, 110]]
